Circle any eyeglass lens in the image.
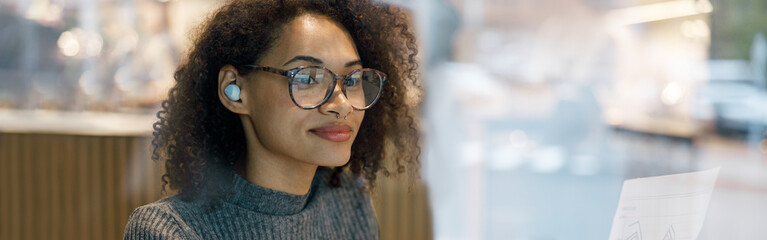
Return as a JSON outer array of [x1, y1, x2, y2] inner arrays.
[[290, 68, 382, 109]]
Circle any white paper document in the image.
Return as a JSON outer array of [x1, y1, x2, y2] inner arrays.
[[608, 168, 720, 240]]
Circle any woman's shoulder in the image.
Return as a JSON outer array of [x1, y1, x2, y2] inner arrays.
[[124, 196, 201, 240], [316, 167, 370, 192], [314, 168, 374, 206], [314, 168, 380, 234]]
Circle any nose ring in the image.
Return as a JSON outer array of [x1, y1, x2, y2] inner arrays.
[[335, 113, 348, 120]]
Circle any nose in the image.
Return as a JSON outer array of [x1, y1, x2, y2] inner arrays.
[[318, 81, 353, 118]]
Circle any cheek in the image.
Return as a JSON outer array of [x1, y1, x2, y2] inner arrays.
[[356, 111, 365, 129], [246, 82, 304, 134], [349, 111, 365, 140], [246, 79, 297, 118], [253, 99, 305, 134]]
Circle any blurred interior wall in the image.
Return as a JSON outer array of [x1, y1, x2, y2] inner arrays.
[[0, 133, 161, 240]]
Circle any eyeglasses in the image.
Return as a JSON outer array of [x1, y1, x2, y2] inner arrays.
[[242, 65, 387, 110]]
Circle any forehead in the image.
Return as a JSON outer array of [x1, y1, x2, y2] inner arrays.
[[259, 13, 359, 66]]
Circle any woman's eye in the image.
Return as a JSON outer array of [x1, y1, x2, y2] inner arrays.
[[345, 78, 360, 86]]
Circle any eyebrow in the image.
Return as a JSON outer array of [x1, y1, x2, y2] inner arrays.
[[283, 55, 363, 68], [344, 59, 362, 68]]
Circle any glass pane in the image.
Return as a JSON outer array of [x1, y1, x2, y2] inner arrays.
[[291, 68, 332, 107], [346, 71, 368, 108], [360, 70, 382, 106], [412, 0, 767, 239]]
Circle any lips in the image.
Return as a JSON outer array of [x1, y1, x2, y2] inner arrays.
[[309, 124, 352, 142]]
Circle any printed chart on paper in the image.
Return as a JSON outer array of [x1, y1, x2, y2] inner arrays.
[[608, 168, 719, 240]]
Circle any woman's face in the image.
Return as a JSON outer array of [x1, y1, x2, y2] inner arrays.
[[238, 13, 364, 167]]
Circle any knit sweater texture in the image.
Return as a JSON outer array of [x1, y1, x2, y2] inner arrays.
[[123, 168, 379, 239]]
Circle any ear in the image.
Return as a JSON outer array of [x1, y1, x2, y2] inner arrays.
[[218, 65, 249, 115]]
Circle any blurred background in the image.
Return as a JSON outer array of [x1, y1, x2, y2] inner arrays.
[[0, 0, 765, 239]]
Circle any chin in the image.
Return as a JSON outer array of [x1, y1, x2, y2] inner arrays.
[[314, 152, 351, 167], [323, 157, 351, 167]]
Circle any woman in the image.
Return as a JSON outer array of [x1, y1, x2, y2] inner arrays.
[[123, 0, 420, 239]]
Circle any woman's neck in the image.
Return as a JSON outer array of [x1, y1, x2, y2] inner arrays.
[[244, 152, 318, 195], [239, 116, 318, 195]]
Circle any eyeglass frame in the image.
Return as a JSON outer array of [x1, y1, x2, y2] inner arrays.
[[240, 65, 387, 110]]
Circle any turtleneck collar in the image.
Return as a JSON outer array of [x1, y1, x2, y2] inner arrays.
[[225, 168, 329, 216]]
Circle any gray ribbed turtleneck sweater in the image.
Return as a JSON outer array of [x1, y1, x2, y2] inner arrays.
[[123, 168, 379, 239]]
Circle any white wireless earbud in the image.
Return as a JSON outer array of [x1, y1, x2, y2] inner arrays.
[[224, 80, 241, 101]]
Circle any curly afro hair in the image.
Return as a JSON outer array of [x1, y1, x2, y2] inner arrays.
[[151, 0, 420, 200]]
